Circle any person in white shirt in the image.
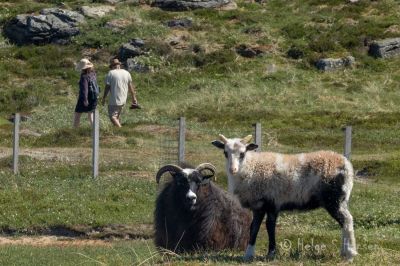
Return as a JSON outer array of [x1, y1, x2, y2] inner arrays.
[[101, 58, 141, 127]]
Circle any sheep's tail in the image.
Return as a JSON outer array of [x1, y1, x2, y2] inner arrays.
[[342, 157, 354, 203]]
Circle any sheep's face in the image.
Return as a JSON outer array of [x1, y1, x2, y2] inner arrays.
[[156, 163, 216, 211], [173, 169, 210, 211], [212, 135, 258, 175]]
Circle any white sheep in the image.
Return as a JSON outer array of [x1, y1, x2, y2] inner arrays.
[[212, 134, 357, 261]]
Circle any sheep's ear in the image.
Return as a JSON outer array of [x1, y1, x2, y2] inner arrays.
[[211, 140, 225, 149], [246, 143, 258, 151]]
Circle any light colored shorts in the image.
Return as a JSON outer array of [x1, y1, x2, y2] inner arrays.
[[108, 105, 124, 119]]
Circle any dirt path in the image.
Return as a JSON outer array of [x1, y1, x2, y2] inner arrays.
[[0, 224, 153, 247], [0, 236, 111, 247]]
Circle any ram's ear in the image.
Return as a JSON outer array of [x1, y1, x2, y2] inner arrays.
[[246, 143, 258, 151], [211, 140, 225, 149]]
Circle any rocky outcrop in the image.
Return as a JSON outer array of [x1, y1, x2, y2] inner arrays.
[[4, 8, 84, 45], [315, 56, 355, 71], [151, 0, 237, 11], [165, 18, 192, 28], [368, 38, 400, 58], [80, 6, 115, 18], [105, 19, 132, 32], [235, 44, 266, 58], [126, 58, 151, 73], [287, 47, 304, 59], [118, 38, 148, 61]]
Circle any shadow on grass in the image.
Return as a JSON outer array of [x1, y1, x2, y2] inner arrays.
[[161, 250, 334, 264]]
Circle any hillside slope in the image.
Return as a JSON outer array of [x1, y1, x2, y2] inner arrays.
[[1, 0, 400, 121]]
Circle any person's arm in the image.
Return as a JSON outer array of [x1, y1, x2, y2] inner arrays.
[[128, 82, 138, 105], [82, 76, 89, 107], [102, 84, 110, 106]]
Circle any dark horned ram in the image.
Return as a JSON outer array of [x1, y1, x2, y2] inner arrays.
[[154, 163, 251, 253]]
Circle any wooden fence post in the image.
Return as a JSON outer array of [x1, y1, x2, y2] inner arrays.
[[253, 123, 262, 152], [178, 117, 185, 163], [344, 126, 352, 160], [92, 109, 99, 178], [13, 113, 20, 174]]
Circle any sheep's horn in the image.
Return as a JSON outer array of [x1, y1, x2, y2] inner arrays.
[[196, 163, 217, 181], [156, 164, 183, 184], [241, 135, 253, 144], [218, 134, 228, 144]]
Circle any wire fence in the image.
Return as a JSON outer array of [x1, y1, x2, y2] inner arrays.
[[8, 114, 374, 176]]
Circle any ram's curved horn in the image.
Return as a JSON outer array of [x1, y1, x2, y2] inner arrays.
[[156, 164, 183, 184], [218, 134, 228, 144], [196, 163, 217, 180], [241, 135, 253, 144]]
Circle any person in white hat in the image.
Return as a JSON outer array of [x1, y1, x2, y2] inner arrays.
[[73, 58, 99, 128], [101, 58, 141, 127]]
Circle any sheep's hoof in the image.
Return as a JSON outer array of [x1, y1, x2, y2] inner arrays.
[[267, 250, 276, 260], [242, 254, 254, 262], [341, 249, 358, 261]]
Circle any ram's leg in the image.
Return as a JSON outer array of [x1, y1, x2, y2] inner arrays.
[[244, 210, 265, 261], [266, 212, 278, 259], [326, 202, 357, 260]]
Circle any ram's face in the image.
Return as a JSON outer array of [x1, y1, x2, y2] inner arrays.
[[175, 169, 203, 211]]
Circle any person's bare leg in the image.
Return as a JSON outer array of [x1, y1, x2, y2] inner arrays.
[[88, 112, 94, 127], [111, 116, 122, 127], [73, 112, 81, 128]]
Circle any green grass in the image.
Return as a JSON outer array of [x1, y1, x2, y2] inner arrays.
[[0, 158, 155, 228]]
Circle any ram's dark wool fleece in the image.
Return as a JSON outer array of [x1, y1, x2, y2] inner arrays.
[[154, 162, 251, 253]]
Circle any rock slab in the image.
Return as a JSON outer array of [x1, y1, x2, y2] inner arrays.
[[368, 38, 400, 58], [316, 56, 355, 71], [118, 38, 147, 61], [4, 8, 84, 45], [80, 6, 115, 18], [126, 58, 151, 73], [236, 44, 265, 58], [165, 18, 193, 28], [151, 0, 236, 11]]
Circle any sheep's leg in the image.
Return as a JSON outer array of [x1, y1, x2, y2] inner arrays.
[[325, 202, 357, 260], [244, 210, 265, 261], [266, 212, 278, 259], [339, 203, 357, 260]]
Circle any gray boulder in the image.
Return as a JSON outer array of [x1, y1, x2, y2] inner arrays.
[[236, 44, 265, 58], [151, 0, 236, 11], [165, 18, 193, 28], [126, 58, 151, 73], [80, 5, 115, 18], [118, 38, 147, 61], [368, 38, 400, 58], [4, 8, 84, 45], [316, 56, 355, 71], [104, 0, 122, 4]]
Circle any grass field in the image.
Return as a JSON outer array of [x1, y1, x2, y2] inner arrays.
[[0, 153, 399, 265], [0, 0, 400, 265]]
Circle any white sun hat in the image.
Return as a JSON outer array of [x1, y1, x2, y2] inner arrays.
[[75, 58, 94, 72]]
